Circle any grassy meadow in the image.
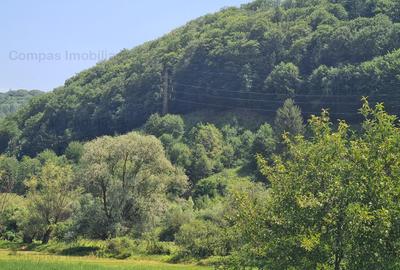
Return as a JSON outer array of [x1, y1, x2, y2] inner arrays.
[[0, 250, 211, 270]]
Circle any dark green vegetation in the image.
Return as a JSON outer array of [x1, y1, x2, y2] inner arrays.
[[1, 0, 400, 269], [1, 0, 400, 156], [0, 90, 43, 118], [231, 101, 400, 269], [2, 99, 400, 269]]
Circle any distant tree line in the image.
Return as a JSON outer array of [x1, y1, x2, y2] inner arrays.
[[0, 90, 42, 118]]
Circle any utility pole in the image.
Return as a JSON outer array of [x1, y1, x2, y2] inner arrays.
[[161, 64, 169, 116]]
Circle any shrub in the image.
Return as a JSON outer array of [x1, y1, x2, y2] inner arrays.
[[101, 237, 136, 259], [175, 220, 223, 259], [252, 123, 276, 157], [144, 114, 185, 139], [159, 201, 194, 242]]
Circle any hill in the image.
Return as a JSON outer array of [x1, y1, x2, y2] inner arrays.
[[0, 90, 43, 118], [1, 0, 400, 156]]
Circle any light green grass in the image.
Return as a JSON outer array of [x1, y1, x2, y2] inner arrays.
[[0, 250, 211, 270]]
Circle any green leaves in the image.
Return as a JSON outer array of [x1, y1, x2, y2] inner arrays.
[[1, 0, 399, 157], [79, 132, 188, 238], [230, 101, 400, 269], [24, 161, 79, 243], [275, 99, 305, 138], [265, 62, 302, 96], [144, 114, 185, 140]]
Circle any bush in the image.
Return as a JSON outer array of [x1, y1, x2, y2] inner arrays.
[[144, 114, 185, 139], [159, 201, 194, 242], [53, 221, 75, 242], [100, 237, 136, 259], [65, 141, 84, 163], [168, 142, 192, 170], [252, 123, 276, 157], [0, 194, 26, 242], [175, 220, 223, 259]]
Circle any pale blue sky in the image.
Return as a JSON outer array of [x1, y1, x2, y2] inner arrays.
[[0, 0, 251, 91]]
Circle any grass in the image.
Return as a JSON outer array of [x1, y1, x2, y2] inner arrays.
[[0, 250, 211, 270], [0, 239, 103, 256]]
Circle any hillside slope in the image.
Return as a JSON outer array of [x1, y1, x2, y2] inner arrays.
[[0, 90, 43, 118], [2, 0, 400, 156]]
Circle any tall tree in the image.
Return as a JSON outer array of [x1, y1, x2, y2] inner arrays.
[[80, 132, 188, 238], [252, 123, 276, 157], [274, 99, 305, 137], [144, 114, 185, 139], [0, 156, 18, 213], [188, 124, 224, 181], [264, 62, 301, 96], [229, 101, 400, 269], [25, 162, 79, 243]]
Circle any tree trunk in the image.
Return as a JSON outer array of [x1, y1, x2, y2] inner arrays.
[[334, 254, 342, 270], [42, 227, 52, 244], [334, 212, 344, 270]]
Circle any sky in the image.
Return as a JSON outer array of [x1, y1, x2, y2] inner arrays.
[[0, 0, 252, 92]]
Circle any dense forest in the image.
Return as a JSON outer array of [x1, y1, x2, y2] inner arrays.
[[1, 0, 400, 156], [0, 90, 43, 118], [1, 0, 400, 269]]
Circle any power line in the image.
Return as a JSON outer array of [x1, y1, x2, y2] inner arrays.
[[177, 70, 239, 76], [173, 98, 282, 113], [174, 82, 400, 99], [173, 98, 361, 116], [173, 90, 369, 107]]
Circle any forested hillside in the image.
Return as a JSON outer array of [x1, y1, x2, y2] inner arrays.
[[0, 90, 43, 118], [0, 0, 399, 156]]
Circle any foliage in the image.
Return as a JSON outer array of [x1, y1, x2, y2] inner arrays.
[[101, 237, 136, 259], [220, 125, 255, 168], [144, 114, 185, 139], [187, 124, 224, 181], [175, 220, 225, 259], [252, 123, 276, 157], [79, 132, 188, 238], [264, 62, 302, 96], [1, 1, 400, 269], [0, 90, 43, 119], [65, 141, 84, 164], [0, 194, 26, 241], [274, 98, 305, 137], [23, 162, 80, 244], [168, 142, 192, 170], [0, 156, 18, 211], [159, 200, 194, 242], [1, 0, 399, 156], [193, 168, 251, 202], [229, 101, 400, 269]]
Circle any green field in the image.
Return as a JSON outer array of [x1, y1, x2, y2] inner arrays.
[[0, 250, 211, 270]]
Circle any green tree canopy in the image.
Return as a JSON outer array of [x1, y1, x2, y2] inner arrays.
[[79, 132, 188, 238], [264, 62, 301, 96], [274, 98, 305, 137], [229, 101, 400, 269], [24, 162, 79, 243], [144, 114, 185, 139], [252, 123, 276, 157]]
